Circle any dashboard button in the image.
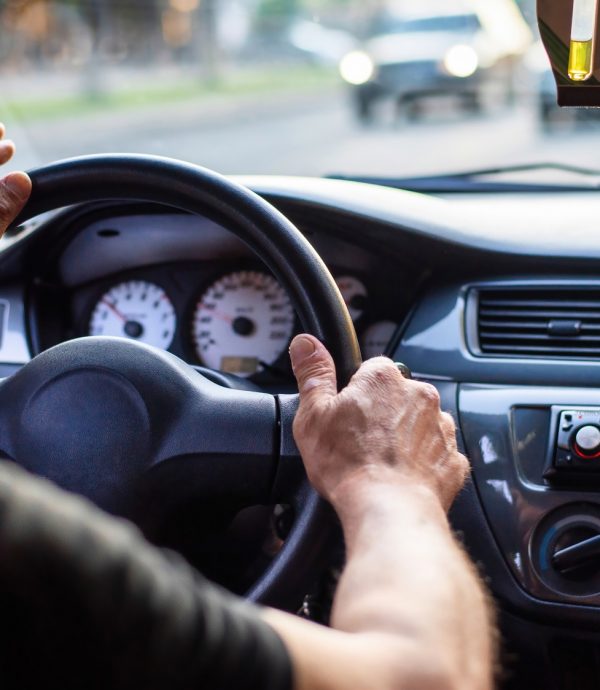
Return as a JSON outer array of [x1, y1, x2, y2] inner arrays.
[[574, 425, 600, 457], [555, 449, 573, 468]]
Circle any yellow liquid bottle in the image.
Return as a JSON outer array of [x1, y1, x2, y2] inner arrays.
[[569, 38, 594, 81], [569, 0, 598, 82]]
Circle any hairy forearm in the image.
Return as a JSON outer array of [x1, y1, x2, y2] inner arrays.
[[271, 343, 495, 690], [265, 476, 495, 690], [330, 471, 496, 689]]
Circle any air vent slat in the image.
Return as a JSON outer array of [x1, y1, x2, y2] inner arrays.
[[479, 320, 547, 329], [480, 332, 600, 342], [479, 320, 600, 332], [482, 344, 600, 355], [480, 308, 600, 320], [476, 287, 600, 360], [479, 299, 600, 309]]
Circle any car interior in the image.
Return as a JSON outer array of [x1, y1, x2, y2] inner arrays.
[[2, 0, 600, 688]]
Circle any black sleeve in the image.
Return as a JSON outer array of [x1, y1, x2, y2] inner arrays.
[[0, 462, 293, 690]]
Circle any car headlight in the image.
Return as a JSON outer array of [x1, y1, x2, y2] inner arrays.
[[339, 51, 375, 85], [443, 45, 479, 78]]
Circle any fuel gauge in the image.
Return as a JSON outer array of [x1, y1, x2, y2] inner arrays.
[[336, 275, 368, 322]]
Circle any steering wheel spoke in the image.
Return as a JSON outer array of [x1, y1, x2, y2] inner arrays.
[[271, 394, 304, 503], [142, 380, 279, 516]]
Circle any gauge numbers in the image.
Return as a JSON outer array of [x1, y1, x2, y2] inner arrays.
[[361, 320, 397, 359], [89, 280, 176, 350], [192, 271, 294, 377]]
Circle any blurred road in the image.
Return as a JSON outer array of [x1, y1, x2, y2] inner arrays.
[[5, 87, 600, 178]]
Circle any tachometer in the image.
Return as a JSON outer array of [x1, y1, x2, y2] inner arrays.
[[89, 280, 176, 350], [192, 270, 295, 377]]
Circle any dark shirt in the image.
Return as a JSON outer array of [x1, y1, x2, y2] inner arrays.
[[0, 462, 293, 690]]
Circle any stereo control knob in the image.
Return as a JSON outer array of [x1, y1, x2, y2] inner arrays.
[[573, 425, 600, 457]]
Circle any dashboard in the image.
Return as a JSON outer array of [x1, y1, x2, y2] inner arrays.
[[4, 175, 600, 689], [27, 208, 416, 390]]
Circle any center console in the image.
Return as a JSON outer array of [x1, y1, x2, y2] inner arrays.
[[396, 279, 600, 687], [458, 386, 600, 607]]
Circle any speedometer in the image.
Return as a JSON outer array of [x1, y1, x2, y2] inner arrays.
[[89, 280, 176, 350], [192, 270, 295, 377]]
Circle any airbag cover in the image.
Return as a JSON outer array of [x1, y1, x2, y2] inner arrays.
[[18, 368, 150, 513]]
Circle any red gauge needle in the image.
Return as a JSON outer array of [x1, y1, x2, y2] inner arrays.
[[199, 303, 232, 324], [102, 299, 127, 322]]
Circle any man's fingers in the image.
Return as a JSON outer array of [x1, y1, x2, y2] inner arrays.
[[0, 124, 16, 166], [0, 140, 15, 166], [0, 172, 32, 232], [289, 334, 337, 407]]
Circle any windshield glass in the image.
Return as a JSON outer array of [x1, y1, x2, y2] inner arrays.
[[0, 0, 587, 180], [370, 13, 482, 37]]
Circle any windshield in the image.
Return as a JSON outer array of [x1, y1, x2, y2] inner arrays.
[[0, 0, 588, 181]]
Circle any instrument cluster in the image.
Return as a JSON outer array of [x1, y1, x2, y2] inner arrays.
[[74, 263, 401, 383]]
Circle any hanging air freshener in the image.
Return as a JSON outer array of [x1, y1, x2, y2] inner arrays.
[[538, 0, 600, 105], [569, 0, 598, 81]]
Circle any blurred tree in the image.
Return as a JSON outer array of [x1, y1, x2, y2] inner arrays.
[[257, 0, 299, 21], [198, 0, 221, 83]]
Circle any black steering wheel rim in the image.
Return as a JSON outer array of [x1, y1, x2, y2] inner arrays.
[[9, 154, 362, 608]]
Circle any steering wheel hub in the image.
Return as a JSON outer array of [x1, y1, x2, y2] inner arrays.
[[20, 365, 150, 514]]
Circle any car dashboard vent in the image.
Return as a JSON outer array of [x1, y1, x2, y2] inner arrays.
[[477, 287, 600, 359]]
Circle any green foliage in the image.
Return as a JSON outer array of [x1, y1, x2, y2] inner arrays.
[[4, 63, 336, 123], [256, 0, 299, 20]]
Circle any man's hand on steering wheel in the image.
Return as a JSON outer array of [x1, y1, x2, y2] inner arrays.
[[0, 128, 31, 228], [263, 337, 492, 690], [289, 334, 469, 512]]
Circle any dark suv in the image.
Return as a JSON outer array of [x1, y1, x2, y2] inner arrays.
[[340, 5, 522, 122]]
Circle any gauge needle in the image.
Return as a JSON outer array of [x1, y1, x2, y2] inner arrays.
[[199, 303, 232, 324], [102, 299, 127, 322]]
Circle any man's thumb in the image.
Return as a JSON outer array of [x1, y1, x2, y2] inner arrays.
[[289, 335, 337, 404]]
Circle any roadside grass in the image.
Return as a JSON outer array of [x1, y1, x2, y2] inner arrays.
[[4, 64, 338, 122]]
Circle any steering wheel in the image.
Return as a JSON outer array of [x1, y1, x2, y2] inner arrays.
[[4, 154, 361, 610]]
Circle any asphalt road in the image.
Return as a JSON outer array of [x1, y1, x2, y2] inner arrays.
[[5, 87, 600, 179]]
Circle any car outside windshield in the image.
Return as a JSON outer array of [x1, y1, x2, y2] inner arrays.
[[371, 13, 482, 36], [0, 0, 593, 179]]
